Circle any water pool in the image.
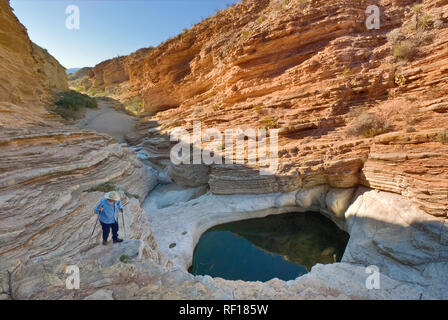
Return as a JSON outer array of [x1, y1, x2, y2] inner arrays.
[[189, 212, 349, 281]]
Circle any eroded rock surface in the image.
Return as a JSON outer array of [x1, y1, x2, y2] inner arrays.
[[143, 185, 447, 299]]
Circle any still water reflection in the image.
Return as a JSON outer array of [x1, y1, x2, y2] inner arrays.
[[189, 212, 349, 281]]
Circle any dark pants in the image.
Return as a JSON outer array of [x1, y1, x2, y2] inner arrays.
[[100, 221, 119, 242]]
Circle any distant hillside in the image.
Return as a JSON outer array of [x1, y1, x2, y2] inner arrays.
[[66, 68, 81, 74], [67, 67, 93, 91]]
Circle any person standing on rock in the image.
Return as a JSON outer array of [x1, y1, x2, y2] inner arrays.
[[94, 191, 124, 245]]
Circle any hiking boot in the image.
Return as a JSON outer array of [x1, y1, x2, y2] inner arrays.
[[113, 238, 123, 243], [102, 240, 108, 245]]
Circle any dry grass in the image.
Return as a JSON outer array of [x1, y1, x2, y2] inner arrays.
[[125, 96, 143, 115], [252, 105, 263, 114], [347, 113, 391, 138], [437, 129, 448, 144], [260, 116, 279, 129], [392, 40, 417, 60]]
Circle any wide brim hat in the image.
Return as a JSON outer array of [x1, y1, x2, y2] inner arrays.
[[105, 191, 120, 201]]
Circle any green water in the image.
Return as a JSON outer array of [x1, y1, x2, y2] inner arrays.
[[188, 212, 349, 282]]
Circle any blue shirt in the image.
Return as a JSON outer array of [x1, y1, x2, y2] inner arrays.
[[94, 199, 124, 224]]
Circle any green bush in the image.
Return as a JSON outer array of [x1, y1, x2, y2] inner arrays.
[[125, 97, 143, 115], [260, 116, 279, 129], [53, 90, 98, 120], [119, 255, 131, 263], [85, 181, 117, 193]]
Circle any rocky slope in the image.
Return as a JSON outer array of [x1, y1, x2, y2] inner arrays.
[[0, 0, 167, 300], [82, 0, 448, 218]]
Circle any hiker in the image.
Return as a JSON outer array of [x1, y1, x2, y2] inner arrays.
[[94, 191, 124, 245]]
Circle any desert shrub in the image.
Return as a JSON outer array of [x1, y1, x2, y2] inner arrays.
[[88, 89, 106, 97], [404, 107, 420, 125], [260, 116, 279, 129], [241, 30, 251, 39], [419, 14, 433, 29], [392, 40, 417, 60], [73, 85, 85, 92], [256, 15, 267, 24], [124, 191, 140, 200], [85, 181, 117, 193], [274, 0, 299, 10], [394, 74, 407, 86], [53, 90, 97, 120], [408, 5, 433, 30], [342, 68, 354, 78], [120, 255, 131, 263], [252, 105, 263, 113], [437, 129, 448, 144], [347, 113, 391, 138], [84, 181, 140, 199], [386, 29, 401, 46], [125, 96, 143, 115], [412, 4, 422, 13]]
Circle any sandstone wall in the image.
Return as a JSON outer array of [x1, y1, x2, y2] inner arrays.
[[0, 0, 67, 107], [0, 0, 46, 106], [72, 47, 154, 101], [31, 42, 68, 92]]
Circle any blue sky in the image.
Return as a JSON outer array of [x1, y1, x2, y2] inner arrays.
[[11, 0, 239, 69]]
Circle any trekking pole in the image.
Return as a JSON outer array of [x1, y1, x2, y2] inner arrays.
[[121, 209, 126, 238], [88, 213, 100, 245], [121, 200, 129, 238]]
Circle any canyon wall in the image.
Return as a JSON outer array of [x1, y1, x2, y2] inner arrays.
[[89, 0, 448, 218], [0, 0, 167, 299], [70, 47, 153, 102], [0, 0, 69, 128], [31, 42, 68, 92], [0, 0, 67, 107]]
